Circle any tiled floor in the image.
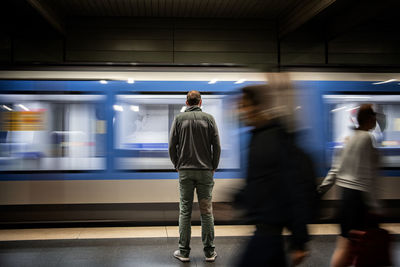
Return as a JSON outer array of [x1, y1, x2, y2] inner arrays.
[[1, 224, 400, 241], [0, 225, 398, 267], [0, 225, 257, 241]]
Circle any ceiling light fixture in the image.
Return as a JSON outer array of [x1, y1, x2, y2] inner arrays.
[[130, 105, 139, 112], [113, 105, 123, 112], [2, 105, 12, 111], [331, 106, 347, 112], [18, 104, 29, 111], [208, 79, 218, 84], [234, 79, 247, 84], [372, 79, 396, 85], [346, 106, 360, 112]]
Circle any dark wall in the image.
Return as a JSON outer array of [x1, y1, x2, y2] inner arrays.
[[1, 15, 399, 69], [0, 37, 12, 63], [328, 19, 400, 66], [280, 29, 326, 66], [0, 0, 64, 64], [66, 17, 278, 70]]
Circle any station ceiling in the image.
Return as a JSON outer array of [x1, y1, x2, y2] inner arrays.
[[5, 0, 400, 40], [1, 0, 400, 38], [1, 0, 400, 69], [37, 0, 303, 19]]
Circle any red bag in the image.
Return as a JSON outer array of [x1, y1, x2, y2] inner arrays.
[[349, 228, 392, 267]]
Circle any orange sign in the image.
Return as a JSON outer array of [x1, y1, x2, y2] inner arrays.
[[2, 110, 45, 131]]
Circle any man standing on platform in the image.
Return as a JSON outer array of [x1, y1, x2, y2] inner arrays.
[[169, 90, 221, 263]]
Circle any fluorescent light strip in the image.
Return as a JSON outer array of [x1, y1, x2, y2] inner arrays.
[[323, 95, 371, 99], [331, 106, 347, 112], [234, 79, 247, 84], [372, 79, 397, 85], [118, 95, 221, 99], [100, 80, 108, 84], [2, 105, 12, 111], [18, 104, 29, 111], [346, 106, 360, 112], [208, 79, 218, 84], [113, 105, 123, 112], [130, 105, 139, 112]]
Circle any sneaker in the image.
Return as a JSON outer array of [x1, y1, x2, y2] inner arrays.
[[205, 251, 217, 262], [173, 250, 190, 262]]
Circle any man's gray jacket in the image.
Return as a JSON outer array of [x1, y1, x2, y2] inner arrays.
[[169, 106, 221, 171]]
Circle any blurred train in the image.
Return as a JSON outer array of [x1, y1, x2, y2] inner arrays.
[[0, 69, 399, 225]]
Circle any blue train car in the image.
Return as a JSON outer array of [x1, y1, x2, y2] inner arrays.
[[0, 71, 398, 224]]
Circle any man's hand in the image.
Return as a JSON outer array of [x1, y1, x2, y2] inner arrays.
[[290, 249, 308, 266]]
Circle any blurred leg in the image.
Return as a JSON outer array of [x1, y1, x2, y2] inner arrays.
[[334, 188, 363, 267], [195, 170, 215, 257], [237, 231, 287, 267], [331, 236, 354, 267], [178, 170, 195, 257]]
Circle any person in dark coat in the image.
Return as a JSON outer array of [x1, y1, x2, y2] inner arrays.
[[235, 84, 311, 267]]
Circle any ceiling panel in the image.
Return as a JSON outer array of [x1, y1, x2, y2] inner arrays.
[[39, 0, 301, 19]]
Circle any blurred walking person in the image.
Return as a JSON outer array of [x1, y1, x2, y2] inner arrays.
[[235, 82, 313, 267], [318, 104, 381, 267]]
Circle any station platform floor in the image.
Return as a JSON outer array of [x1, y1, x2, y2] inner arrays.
[[0, 224, 399, 267]]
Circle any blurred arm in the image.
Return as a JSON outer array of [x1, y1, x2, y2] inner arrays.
[[168, 118, 179, 169], [211, 117, 221, 171], [318, 167, 337, 195], [318, 148, 342, 195], [366, 135, 382, 211]]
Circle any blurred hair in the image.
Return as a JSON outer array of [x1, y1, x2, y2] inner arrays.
[[241, 84, 269, 107], [240, 73, 298, 131], [187, 90, 201, 106], [357, 104, 376, 126]]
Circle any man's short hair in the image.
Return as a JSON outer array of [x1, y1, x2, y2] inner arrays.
[[187, 90, 201, 106]]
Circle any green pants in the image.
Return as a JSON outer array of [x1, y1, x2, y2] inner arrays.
[[178, 169, 215, 257]]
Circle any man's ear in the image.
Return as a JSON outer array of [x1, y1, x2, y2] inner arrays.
[[199, 99, 202, 106], [186, 100, 189, 106]]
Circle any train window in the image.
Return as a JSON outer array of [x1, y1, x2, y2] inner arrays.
[[114, 94, 240, 170], [324, 94, 400, 168], [0, 94, 106, 171]]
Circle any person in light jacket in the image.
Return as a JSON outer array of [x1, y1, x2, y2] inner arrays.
[[318, 104, 380, 267]]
